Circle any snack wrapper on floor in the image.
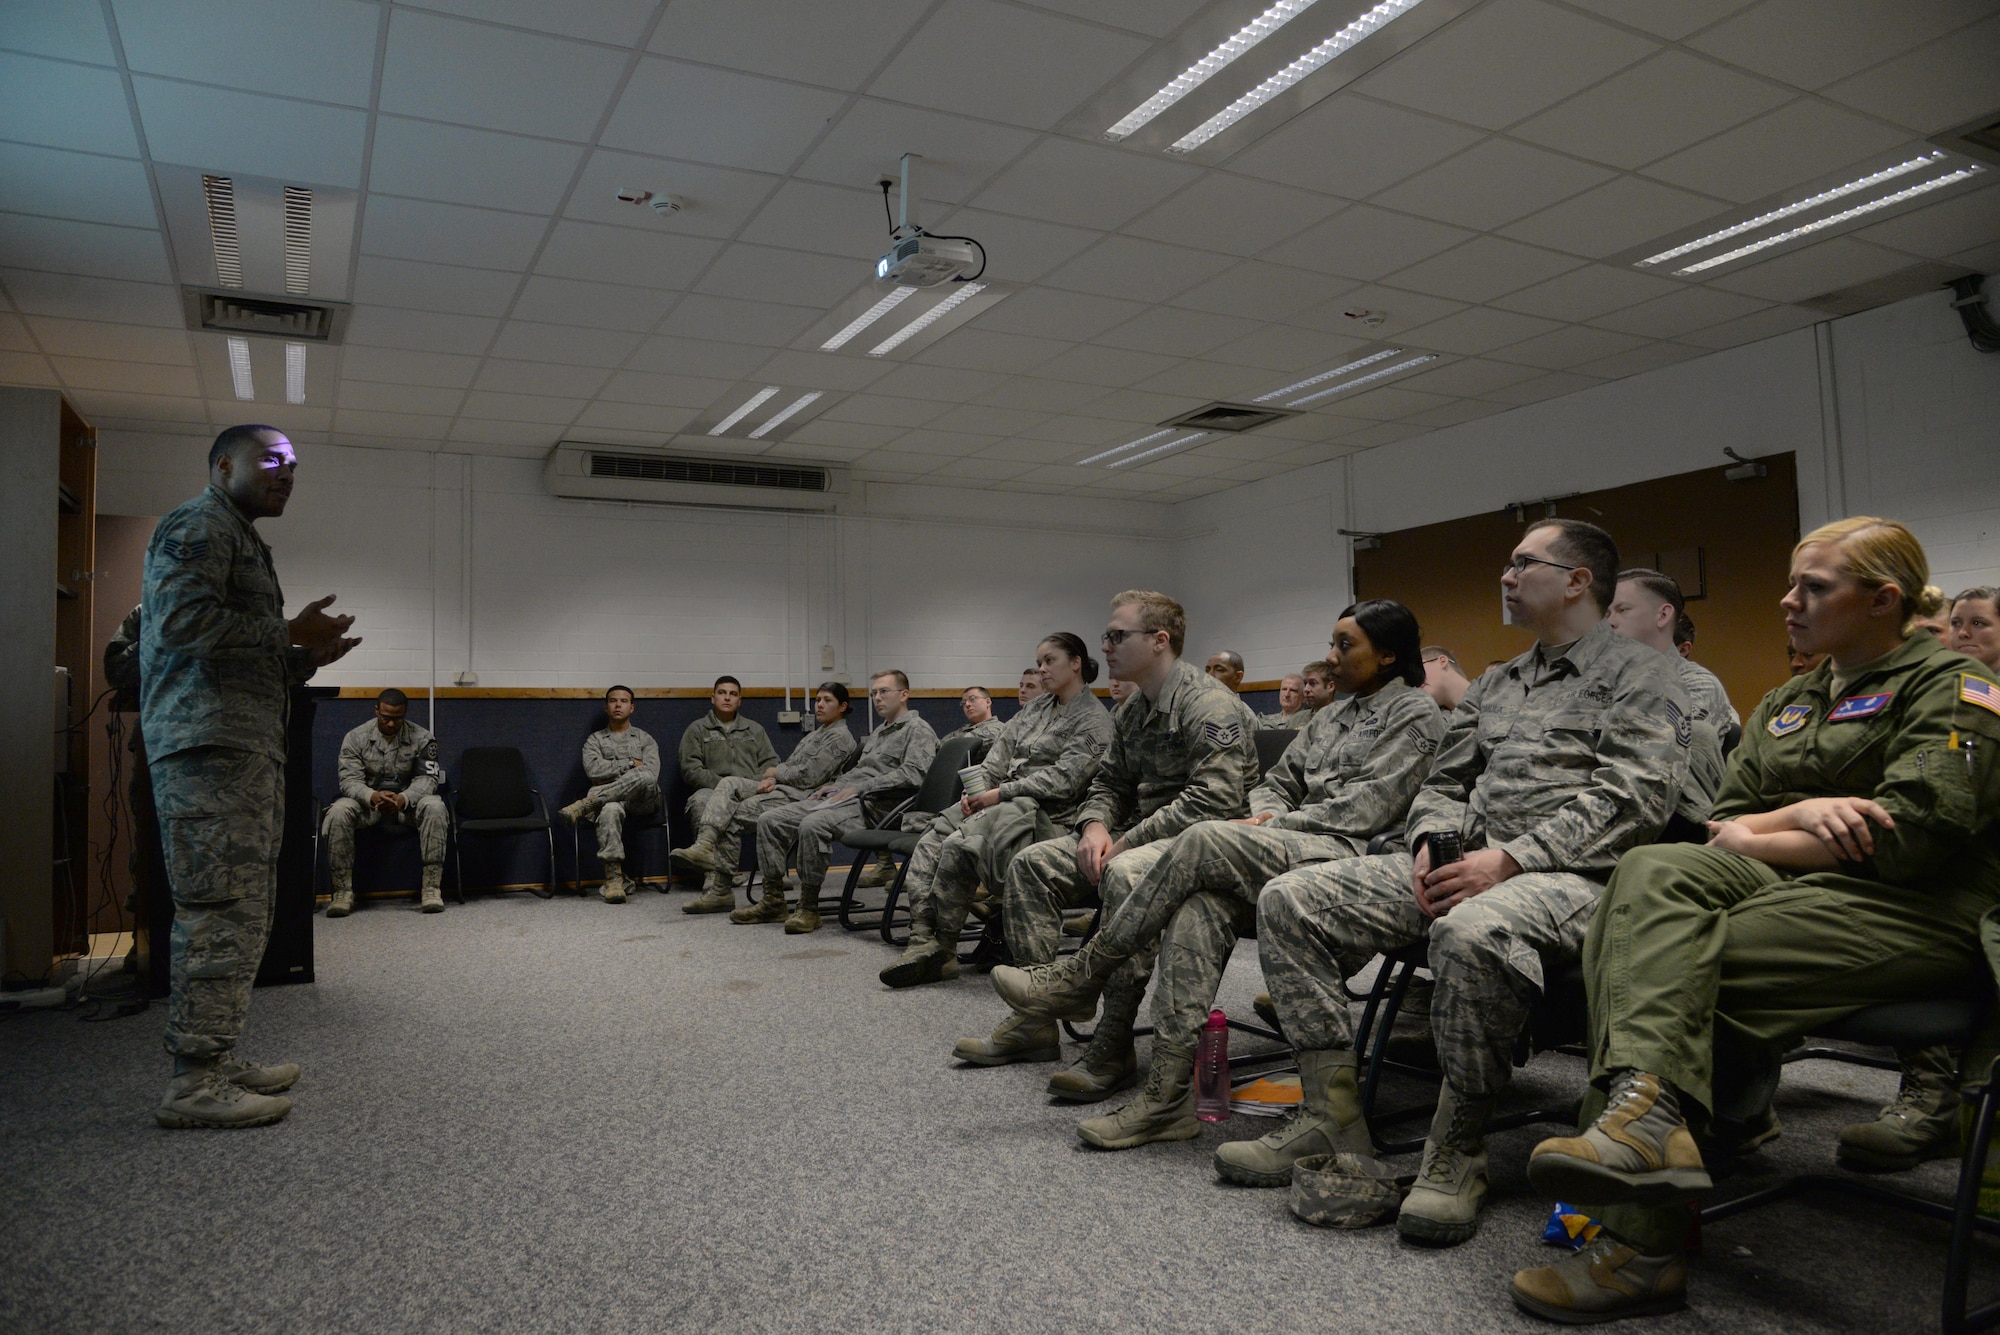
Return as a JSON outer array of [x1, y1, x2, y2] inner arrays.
[[1544, 1202, 1603, 1250]]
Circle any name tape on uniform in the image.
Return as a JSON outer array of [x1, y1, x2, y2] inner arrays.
[[1828, 692, 1893, 723]]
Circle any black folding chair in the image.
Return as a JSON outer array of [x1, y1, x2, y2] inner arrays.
[[450, 746, 556, 900], [1254, 728, 1298, 779], [569, 798, 670, 894], [831, 735, 977, 939]]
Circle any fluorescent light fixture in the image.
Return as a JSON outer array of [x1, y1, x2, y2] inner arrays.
[[1253, 348, 1404, 402], [1109, 431, 1210, 469], [868, 283, 987, 356], [227, 337, 254, 400], [1076, 427, 1181, 468], [821, 285, 917, 350], [1106, 0, 1320, 140], [710, 385, 781, 435], [1288, 353, 1436, 406], [284, 343, 306, 404], [1638, 152, 1962, 270], [202, 174, 244, 288], [282, 186, 312, 296], [747, 391, 823, 440], [1671, 166, 1984, 276], [1171, 0, 1424, 153]]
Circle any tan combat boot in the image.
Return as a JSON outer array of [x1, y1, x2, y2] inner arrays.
[[1528, 1070, 1711, 1206], [1397, 1082, 1494, 1244], [991, 944, 1116, 1021], [215, 1053, 301, 1094], [600, 861, 628, 904], [1214, 1049, 1370, 1185], [855, 853, 898, 888], [326, 871, 355, 919], [1046, 979, 1143, 1102], [1077, 1042, 1200, 1150], [558, 798, 592, 825], [1512, 1235, 1687, 1323], [730, 883, 790, 924], [784, 883, 822, 934], [419, 864, 445, 913], [156, 1064, 292, 1129], [683, 871, 735, 915], [670, 830, 720, 872], [952, 1014, 1060, 1065], [880, 935, 959, 989], [1839, 1045, 1962, 1171]]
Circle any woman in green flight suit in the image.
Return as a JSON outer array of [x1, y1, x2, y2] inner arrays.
[[1508, 515, 2000, 1325]]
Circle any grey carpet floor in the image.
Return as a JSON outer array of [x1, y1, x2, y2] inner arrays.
[[2, 885, 1992, 1334]]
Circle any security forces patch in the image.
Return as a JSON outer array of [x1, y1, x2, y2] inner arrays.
[[1768, 703, 1812, 737], [1202, 720, 1244, 748], [161, 536, 209, 562], [1665, 700, 1692, 748], [421, 738, 444, 780], [1963, 675, 2000, 719], [1829, 692, 1893, 722]]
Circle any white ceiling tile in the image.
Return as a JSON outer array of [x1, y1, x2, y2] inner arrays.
[[446, 418, 559, 448], [864, 362, 1009, 403], [1355, 0, 1658, 130], [1285, 284, 1468, 338], [1587, 285, 1770, 338], [755, 349, 897, 390], [1703, 236, 1919, 304], [821, 394, 953, 428], [1486, 324, 1653, 370], [351, 258, 522, 317], [1338, 421, 1430, 448], [780, 420, 885, 451], [0, 313, 33, 351], [361, 197, 548, 269], [510, 276, 681, 333], [1040, 236, 1236, 304], [1372, 139, 1617, 231], [0, 270, 182, 326], [1123, 175, 1343, 256], [112, 0, 377, 105], [1640, 101, 1915, 204], [1853, 183, 2000, 261], [334, 381, 465, 415], [1477, 369, 1605, 404], [794, 100, 1038, 207], [922, 402, 1055, 437], [1399, 399, 1513, 429], [1489, 264, 1684, 322], [596, 370, 737, 408], [330, 408, 453, 440], [536, 220, 721, 290], [1095, 307, 1264, 359], [1499, 175, 1730, 258], [0, 142, 155, 227], [133, 75, 367, 186], [1073, 387, 1204, 422], [910, 328, 1074, 375], [1387, 236, 1583, 302], [928, 456, 1037, 482], [1020, 0, 1206, 38], [0, 213, 170, 283], [972, 139, 1203, 231], [1204, 325, 1369, 374], [51, 356, 200, 396], [1401, 305, 1566, 354], [471, 358, 610, 398], [988, 429, 1115, 456], [0, 53, 139, 154], [740, 180, 893, 260], [648, 0, 932, 90], [971, 375, 1110, 413], [563, 150, 777, 239], [368, 118, 586, 214], [1398, 357, 1543, 396], [332, 347, 481, 389], [456, 390, 586, 424], [869, 0, 1151, 131], [344, 308, 500, 354], [401, 0, 657, 45], [0, 350, 59, 385], [1558, 0, 1759, 41], [852, 449, 945, 475], [488, 321, 645, 368], [570, 401, 701, 434], [603, 59, 849, 173], [1572, 340, 1708, 379], [1128, 360, 1261, 401], [1317, 385, 1457, 421], [1227, 93, 1483, 200], [624, 335, 774, 380], [1686, 0, 1995, 90], [1511, 51, 1792, 170], [1823, 14, 2000, 134], [1171, 262, 1357, 322], [25, 315, 189, 364], [965, 287, 1147, 341], [0, 0, 116, 62], [692, 243, 860, 307], [381, 9, 630, 140], [1675, 302, 1824, 349], [1261, 205, 1474, 280], [917, 209, 1103, 284], [71, 395, 212, 427], [889, 428, 1002, 457], [1031, 343, 1182, 388], [654, 294, 819, 345]]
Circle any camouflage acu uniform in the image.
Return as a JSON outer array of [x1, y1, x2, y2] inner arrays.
[[693, 720, 858, 881], [140, 483, 318, 1062], [1260, 708, 1314, 731], [1258, 621, 1693, 1101], [756, 712, 937, 894], [323, 718, 448, 880], [1005, 660, 1259, 987], [1678, 656, 1739, 733], [903, 690, 1114, 949], [1666, 654, 1729, 828], [580, 726, 661, 860], [942, 715, 1007, 761], [679, 709, 777, 831]]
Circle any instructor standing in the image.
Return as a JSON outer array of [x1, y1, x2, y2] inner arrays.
[[143, 425, 358, 1130]]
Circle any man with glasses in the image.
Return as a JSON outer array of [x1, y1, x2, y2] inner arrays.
[[952, 590, 1259, 1075], [746, 670, 937, 935], [1242, 520, 1693, 1246]]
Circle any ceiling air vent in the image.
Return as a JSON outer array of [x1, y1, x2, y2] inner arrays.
[[1933, 110, 2000, 169], [1161, 401, 1301, 433], [182, 286, 350, 343], [587, 452, 829, 493], [545, 443, 843, 512]]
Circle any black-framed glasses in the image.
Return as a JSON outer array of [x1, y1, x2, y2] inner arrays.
[[1101, 628, 1151, 646], [1502, 554, 1580, 576]]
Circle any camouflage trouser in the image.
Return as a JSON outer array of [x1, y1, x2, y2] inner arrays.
[[1258, 852, 1602, 1100], [1004, 835, 1173, 976], [756, 795, 863, 893], [1112, 820, 1361, 1045], [322, 794, 448, 875], [904, 797, 1056, 947], [584, 770, 661, 860], [151, 745, 284, 1061]]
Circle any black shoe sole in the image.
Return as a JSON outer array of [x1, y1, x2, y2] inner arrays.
[[880, 955, 951, 989], [1046, 1068, 1138, 1103], [1396, 1213, 1479, 1246], [1212, 1157, 1292, 1188], [1527, 1155, 1711, 1208]]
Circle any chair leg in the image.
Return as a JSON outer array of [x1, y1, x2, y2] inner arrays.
[[1945, 1078, 2000, 1334], [544, 827, 557, 899], [834, 860, 866, 931]]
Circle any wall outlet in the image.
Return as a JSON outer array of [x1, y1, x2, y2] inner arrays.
[[820, 644, 836, 670], [777, 710, 802, 725]]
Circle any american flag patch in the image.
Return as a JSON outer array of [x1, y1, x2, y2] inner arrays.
[[1963, 675, 2000, 719]]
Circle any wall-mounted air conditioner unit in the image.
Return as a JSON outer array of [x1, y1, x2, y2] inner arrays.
[[543, 443, 844, 512]]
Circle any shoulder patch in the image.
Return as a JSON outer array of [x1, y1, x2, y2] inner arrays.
[[1665, 700, 1692, 748], [1828, 691, 1893, 723], [422, 739, 439, 760], [160, 536, 210, 562], [1963, 674, 2000, 719], [1768, 703, 1813, 737], [1201, 720, 1244, 749], [1406, 723, 1437, 755]]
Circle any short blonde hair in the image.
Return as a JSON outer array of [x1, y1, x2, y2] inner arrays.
[[1797, 516, 1946, 629], [1110, 590, 1186, 656]]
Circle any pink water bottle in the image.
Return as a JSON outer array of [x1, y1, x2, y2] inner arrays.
[[1195, 1009, 1231, 1122]]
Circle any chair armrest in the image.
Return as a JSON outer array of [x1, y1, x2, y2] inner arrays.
[[869, 792, 918, 831]]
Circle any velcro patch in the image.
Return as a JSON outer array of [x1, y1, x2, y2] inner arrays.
[[1202, 720, 1244, 749], [1666, 700, 1692, 748], [1768, 703, 1812, 737], [1963, 675, 2000, 719], [1829, 692, 1893, 722], [1407, 724, 1437, 755], [422, 739, 440, 760], [161, 536, 209, 562]]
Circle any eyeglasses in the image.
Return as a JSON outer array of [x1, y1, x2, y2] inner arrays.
[[1101, 628, 1149, 646], [1502, 554, 1580, 576]]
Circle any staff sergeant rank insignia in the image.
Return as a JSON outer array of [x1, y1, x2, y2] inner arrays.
[[1828, 691, 1893, 723], [1768, 703, 1813, 737], [1202, 720, 1243, 748]]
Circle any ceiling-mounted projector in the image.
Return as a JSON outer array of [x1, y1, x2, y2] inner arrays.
[[876, 233, 980, 286]]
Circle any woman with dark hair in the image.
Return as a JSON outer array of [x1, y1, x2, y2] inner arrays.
[[990, 599, 1445, 1125], [881, 634, 1113, 989]]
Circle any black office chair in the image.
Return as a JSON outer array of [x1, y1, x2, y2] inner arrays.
[[569, 797, 670, 894], [450, 746, 556, 900], [1254, 728, 1298, 780], [831, 735, 978, 939], [312, 798, 460, 908]]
